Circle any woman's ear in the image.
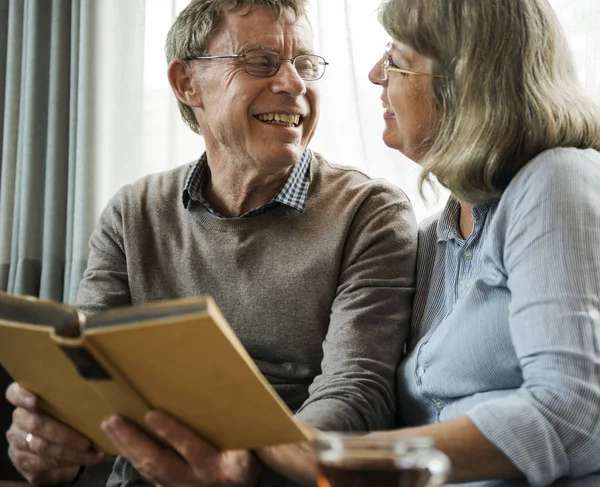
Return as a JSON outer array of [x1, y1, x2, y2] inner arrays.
[[167, 59, 203, 108]]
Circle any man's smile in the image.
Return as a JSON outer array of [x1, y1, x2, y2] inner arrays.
[[254, 112, 302, 127]]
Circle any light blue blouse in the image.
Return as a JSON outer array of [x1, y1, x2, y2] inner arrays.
[[398, 148, 600, 486]]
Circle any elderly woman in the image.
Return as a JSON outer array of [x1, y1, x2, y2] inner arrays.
[[360, 0, 600, 485], [262, 0, 600, 486]]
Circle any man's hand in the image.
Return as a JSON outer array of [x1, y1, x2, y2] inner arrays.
[[101, 411, 261, 487], [6, 382, 104, 486]]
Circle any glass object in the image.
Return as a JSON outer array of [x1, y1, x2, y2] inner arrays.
[[185, 50, 329, 80], [315, 433, 450, 487], [381, 42, 446, 81]]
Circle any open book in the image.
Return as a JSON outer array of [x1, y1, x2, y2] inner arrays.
[[0, 292, 309, 455]]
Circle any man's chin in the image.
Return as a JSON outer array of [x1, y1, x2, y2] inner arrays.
[[253, 144, 305, 166]]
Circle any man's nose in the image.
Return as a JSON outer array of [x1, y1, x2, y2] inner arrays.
[[271, 60, 307, 96]]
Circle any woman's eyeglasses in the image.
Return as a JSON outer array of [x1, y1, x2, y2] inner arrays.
[[381, 43, 446, 81]]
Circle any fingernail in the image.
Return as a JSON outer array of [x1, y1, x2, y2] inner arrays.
[[100, 420, 112, 435], [101, 416, 122, 435], [145, 411, 162, 430]]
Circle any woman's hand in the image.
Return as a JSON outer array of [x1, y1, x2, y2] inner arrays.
[[370, 417, 523, 484], [256, 423, 320, 486]]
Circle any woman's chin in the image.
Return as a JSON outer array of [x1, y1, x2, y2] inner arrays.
[[382, 131, 402, 152], [382, 133, 425, 162]]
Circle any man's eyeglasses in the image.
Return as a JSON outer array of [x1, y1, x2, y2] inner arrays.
[[185, 50, 329, 81], [381, 43, 446, 81]]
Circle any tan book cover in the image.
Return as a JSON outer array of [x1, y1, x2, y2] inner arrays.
[[0, 292, 309, 455]]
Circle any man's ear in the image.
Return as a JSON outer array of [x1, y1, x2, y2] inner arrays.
[[167, 59, 203, 108]]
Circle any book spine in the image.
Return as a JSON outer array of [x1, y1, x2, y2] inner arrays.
[[58, 345, 112, 379], [58, 342, 151, 428]]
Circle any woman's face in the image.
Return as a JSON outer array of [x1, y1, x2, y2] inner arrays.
[[369, 40, 438, 162]]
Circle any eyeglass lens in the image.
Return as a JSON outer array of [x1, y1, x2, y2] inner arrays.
[[381, 46, 391, 81], [244, 51, 326, 80]]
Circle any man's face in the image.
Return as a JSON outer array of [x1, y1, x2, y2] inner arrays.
[[192, 6, 320, 170]]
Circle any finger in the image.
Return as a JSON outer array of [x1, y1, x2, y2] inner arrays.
[[145, 410, 222, 474], [6, 383, 37, 410], [9, 445, 82, 485], [12, 407, 93, 452], [300, 423, 321, 439], [102, 415, 196, 486], [7, 424, 103, 466], [9, 442, 87, 472]]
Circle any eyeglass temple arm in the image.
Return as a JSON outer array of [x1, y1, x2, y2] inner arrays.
[[185, 54, 243, 60], [386, 65, 447, 79]]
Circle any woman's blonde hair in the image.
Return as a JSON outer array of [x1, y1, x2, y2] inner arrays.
[[166, 0, 308, 134], [379, 0, 600, 204]]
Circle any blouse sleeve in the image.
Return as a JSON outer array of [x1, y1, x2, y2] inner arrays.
[[467, 148, 600, 486]]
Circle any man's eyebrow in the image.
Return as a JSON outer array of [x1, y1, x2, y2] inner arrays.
[[238, 44, 314, 55], [238, 44, 276, 53]]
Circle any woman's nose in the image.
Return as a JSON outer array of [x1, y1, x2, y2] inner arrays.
[[368, 58, 385, 85]]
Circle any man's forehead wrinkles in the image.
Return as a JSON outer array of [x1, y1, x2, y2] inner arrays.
[[223, 31, 313, 56]]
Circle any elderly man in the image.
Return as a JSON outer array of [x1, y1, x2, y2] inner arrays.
[[5, 0, 417, 485]]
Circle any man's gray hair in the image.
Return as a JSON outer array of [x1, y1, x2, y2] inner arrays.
[[166, 0, 309, 134]]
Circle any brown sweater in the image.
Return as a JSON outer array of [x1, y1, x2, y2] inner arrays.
[[76, 151, 417, 486]]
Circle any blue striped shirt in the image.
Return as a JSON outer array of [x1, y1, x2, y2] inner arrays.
[[182, 150, 311, 216], [398, 148, 600, 486]]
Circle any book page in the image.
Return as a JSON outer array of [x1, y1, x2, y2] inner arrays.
[[0, 292, 79, 330], [86, 296, 209, 329], [85, 298, 309, 450]]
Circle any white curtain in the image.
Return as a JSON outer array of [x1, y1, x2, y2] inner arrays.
[[93, 0, 600, 224], [550, 0, 600, 102]]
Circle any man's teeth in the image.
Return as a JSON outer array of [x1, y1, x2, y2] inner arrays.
[[383, 103, 395, 115], [255, 113, 301, 126]]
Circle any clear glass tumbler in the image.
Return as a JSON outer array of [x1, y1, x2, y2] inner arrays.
[[314, 433, 450, 487]]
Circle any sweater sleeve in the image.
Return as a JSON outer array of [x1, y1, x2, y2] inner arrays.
[[295, 186, 418, 431], [76, 190, 131, 316], [466, 148, 600, 485]]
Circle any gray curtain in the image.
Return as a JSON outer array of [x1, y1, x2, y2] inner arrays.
[[0, 0, 98, 479], [0, 0, 96, 304]]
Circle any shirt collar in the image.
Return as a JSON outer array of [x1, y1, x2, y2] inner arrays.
[[271, 149, 312, 212], [182, 150, 312, 217], [436, 197, 461, 242], [436, 196, 496, 242]]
